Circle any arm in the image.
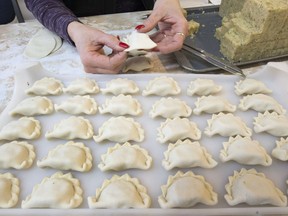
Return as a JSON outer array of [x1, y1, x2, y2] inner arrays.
[[138, 0, 188, 53], [25, 0, 129, 73], [24, 0, 79, 44]]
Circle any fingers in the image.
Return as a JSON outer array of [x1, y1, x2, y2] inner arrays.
[[97, 33, 129, 51], [138, 11, 162, 33], [82, 51, 127, 74], [74, 30, 129, 74], [149, 31, 168, 43], [173, 21, 189, 40], [137, 7, 188, 53], [152, 31, 187, 54], [157, 41, 181, 54]]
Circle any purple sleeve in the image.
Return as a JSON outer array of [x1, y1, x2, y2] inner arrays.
[[24, 0, 79, 45]]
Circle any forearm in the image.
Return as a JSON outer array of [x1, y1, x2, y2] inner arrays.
[[67, 21, 87, 45], [24, 0, 79, 44]]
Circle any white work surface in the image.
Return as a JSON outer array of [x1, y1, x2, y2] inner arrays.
[[1, 0, 288, 215]]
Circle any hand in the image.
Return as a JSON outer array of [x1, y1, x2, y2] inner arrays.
[[67, 21, 129, 74], [137, 0, 188, 54]]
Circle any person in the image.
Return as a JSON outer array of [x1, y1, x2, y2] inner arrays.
[[24, 0, 188, 74]]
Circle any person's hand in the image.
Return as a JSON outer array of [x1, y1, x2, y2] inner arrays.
[[137, 0, 188, 54], [67, 21, 129, 73]]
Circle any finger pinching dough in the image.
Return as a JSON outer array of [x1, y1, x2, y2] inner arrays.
[[100, 78, 139, 95], [26, 77, 63, 96], [98, 142, 152, 171], [224, 168, 287, 206], [253, 111, 288, 136], [150, 97, 192, 119], [0, 141, 35, 169], [45, 116, 94, 140], [162, 139, 217, 170], [87, 174, 151, 208], [10, 96, 54, 116], [234, 78, 272, 95], [204, 113, 252, 137], [0, 117, 41, 141], [22, 172, 83, 209], [37, 141, 92, 172], [63, 78, 99, 95], [99, 94, 142, 116], [93, 116, 144, 143], [157, 117, 201, 143], [220, 136, 272, 166], [0, 173, 20, 208], [123, 30, 157, 53], [158, 171, 218, 208], [55, 95, 98, 115], [142, 76, 181, 96], [187, 78, 222, 96]]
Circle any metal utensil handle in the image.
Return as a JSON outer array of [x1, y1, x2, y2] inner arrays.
[[182, 44, 246, 78]]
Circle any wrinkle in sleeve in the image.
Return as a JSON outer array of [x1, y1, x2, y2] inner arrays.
[[24, 0, 79, 45]]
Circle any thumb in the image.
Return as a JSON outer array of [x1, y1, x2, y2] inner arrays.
[[98, 33, 127, 51], [138, 12, 162, 33]]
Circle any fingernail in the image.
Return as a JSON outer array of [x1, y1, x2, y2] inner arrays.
[[135, 24, 145, 30], [119, 42, 129, 48], [152, 47, 159, 52]]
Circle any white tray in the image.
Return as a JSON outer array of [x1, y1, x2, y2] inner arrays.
[[0, 62, 288, 215]]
